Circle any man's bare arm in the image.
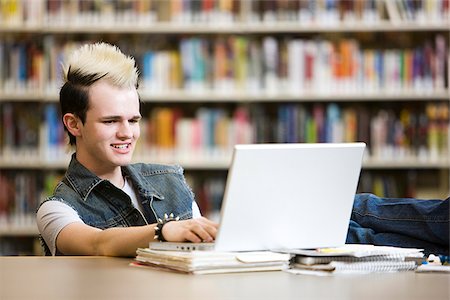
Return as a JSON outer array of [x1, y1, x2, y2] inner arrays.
[[56, 217, 218, 257]]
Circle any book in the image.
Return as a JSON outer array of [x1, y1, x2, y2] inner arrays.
[[284, 244, 424, 257], [384, 0, 401, 24], [282, 244, 424, 276], [416, 264, 450, 273], [290, 260, 418, 275], [133, 248, 291, 275]]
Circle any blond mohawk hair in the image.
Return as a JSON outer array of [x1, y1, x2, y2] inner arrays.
[[63, 42, 139, 88]]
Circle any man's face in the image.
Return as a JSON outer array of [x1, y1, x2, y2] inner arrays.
[[76, 80, 141, 175]]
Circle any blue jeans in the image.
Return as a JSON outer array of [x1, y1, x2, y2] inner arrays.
[[346, 193, 449, 255]]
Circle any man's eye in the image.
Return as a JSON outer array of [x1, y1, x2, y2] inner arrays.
[[103, 120, 115, 124], [130, 119, 140, 123]]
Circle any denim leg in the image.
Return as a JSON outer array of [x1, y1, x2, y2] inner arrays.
[[346, 193, 449, 255], [347, 220, 448, 256]]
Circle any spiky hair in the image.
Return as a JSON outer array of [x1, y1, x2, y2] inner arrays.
[[63, 42, 139, 88]]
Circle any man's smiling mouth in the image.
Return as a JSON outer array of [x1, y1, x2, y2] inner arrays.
[[111, 144, 130, 149]]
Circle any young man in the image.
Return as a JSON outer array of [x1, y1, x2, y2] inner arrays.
[[37, 43, 218, 257]]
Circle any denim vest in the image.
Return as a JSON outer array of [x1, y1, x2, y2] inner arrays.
[[39, 154, 194, 255]]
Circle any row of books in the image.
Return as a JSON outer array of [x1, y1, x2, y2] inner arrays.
[[0, 102, 41, 152], [140, 102, 450, 161], [358, 170, 420, 200], [384, 0, 450, 23], [0, 170, 62, 229], [185, 174, 225, 221], [0, 102, 65, 161], [143, 35, 448, 94], [1, 34, 448, 96], [1, 0, 449, 27], [1, 102, 448, 163], [0, 171, 45, 228]]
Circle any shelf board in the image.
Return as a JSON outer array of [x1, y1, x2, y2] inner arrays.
[[2, 90, 449, 103], [138, 91, 450, 102], [1, 21, 449, 34], [0, 92, 45, 101], [0, 159, 70, 169], [363, 159, 450, 169], [181, 158, 450, 170], [0, 156, 448, 170], [0, 224, 39, 236]]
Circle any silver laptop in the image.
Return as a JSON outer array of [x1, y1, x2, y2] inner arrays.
[[150, 142, 366, 252]]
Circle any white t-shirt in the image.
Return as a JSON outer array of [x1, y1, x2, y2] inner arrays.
[[36, 178, 201, 256]]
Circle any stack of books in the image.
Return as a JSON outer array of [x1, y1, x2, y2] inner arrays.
[[132, 248, 291, 275], [284, 244, 424, 276]]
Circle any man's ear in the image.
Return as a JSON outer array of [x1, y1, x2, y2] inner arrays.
[[63, 113, 82, 138]]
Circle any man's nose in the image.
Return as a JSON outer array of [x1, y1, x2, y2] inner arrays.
[[117, 121, 132, 138]]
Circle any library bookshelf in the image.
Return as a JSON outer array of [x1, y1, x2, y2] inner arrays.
[[0, 0, 449, 255]]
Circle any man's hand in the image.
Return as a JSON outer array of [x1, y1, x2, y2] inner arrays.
[[161, 217, 219, 243]]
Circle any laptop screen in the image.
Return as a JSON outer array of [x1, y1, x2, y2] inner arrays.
[[214, 143, 366, 252]]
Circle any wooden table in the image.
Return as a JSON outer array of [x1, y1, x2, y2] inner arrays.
[[0, 256, 448, 300]]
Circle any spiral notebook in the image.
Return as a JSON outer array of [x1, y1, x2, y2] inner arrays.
[[289, 261, 419, 275], [286, 244, 424, 275]]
